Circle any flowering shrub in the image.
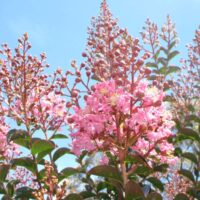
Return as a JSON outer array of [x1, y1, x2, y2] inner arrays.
[[0, 0, 199, 199], [71, 80, 175, 166]]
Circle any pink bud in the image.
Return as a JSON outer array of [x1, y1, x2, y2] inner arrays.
[[82, 52, 87, 57]]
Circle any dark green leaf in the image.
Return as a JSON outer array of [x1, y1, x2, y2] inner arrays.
[[174, 147, 182, 157], [7, 129, 30, 149], [179, 169, 195, 182], [182, 152, 198, 164], [31, 139, 55, 155], [157, 57, 167, 66], [147, 177, 164, 192], [146, 62, 158, 68], [166, 66, 180, 75], [88, 165, 122, 181], [36, 148, 54, 162], [79, 191, 96, 198], [153, 164, 168, 173], [63, 193, 83, 200], [60, 167, 79, 180], [51, 134, 68, 140], [125, 180, 144, 199], [160, 47, 168, 55], [148, 75, 157, 80], [53, 148, 72, 162], [168, 50, 179, 60], [157, 66, 167, 74], [2, 195, 12, 200], [154, 49, 160, 60], [174, 193, 189, 200], [169, 41, 177, 50], [146, 192, 163, 200], [134, 166, 152, 177], [187, 115, 200, 123], [11, 157, 36, 173], [7, 180, 20, 196], [0, 182, 6, 194], [15, 187, 35, 199], [0, 164, 10, 181], [180, 128, 200, 142]]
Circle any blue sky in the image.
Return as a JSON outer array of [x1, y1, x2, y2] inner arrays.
[[0, 0, 199, 168], [0, 0, 199, 71]]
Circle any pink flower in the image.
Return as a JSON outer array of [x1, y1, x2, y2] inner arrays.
[[70, 80, 175, 165]]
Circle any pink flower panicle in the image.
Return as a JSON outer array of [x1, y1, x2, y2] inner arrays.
[[71, 80, 175, 165], [172, 26, 200, 122], [0, 33, 68, 131], [83, 0, 151, 85], [0, 116, 19, 159], [8, 167, 39, 189]]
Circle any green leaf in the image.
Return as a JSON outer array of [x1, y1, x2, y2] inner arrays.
[[0, 164, 10, 181], [174, 193, 189, 200], [36, 148, 54, 163], [51, 134, 68, 139], [146, 62, 158, 68], [97, 182, 108, 192], [160, 47, 168, 55], [179, 128, 200, 142], [182, 152, 198, 164], [31, 138, 55, 155], [2, 195, 12, 200], [79, 191, 96, 198], [63, 193, 83, 200], [134, 166, 152, 177], [15, 187, 35, 199], [125, 180, 144, 200], [179, 169, 195, 182], [0, 182, 6, 194], [157, 57, 167, 66], [53, 148, 72, 162], [157, 66, 167, 74], [59, 167, 79, 181], [168, 50, 179, 60], [7, 180, 20, 196], [147, 177, 164, 192], [169, 41, 177, 50], [153, 164, 169, 173], [38, 169, 45, 180], [154, 49, 160, 60], [174, 147, 182, 157], [88, 165, 122, 181], [166, 66, 180, 75], [11, 157, 36, 173], [187, 115, 200, 123], [7, 129, 30, 149], [148, 75, 157, 80], [146, 192, 163, 200]]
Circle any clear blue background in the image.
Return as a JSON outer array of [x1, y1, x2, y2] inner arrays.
[[0, 0, 199, 70]]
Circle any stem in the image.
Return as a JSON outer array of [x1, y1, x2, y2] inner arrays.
[[121, 161, 128, 188]]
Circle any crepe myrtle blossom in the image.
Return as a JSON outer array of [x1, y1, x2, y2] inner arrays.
[[70, 80, 176, 165], [8, 167, 39, 189], [12, 91, 68, 131], [0, 116, 19, 159]]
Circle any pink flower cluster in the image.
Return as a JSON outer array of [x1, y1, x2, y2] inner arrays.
[[70, 80, 176, 164], [8, 167, 39, 189], [13, 91, 68, 131], [0, 116, 19, 159]]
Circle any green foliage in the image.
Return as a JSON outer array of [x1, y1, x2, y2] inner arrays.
[[88, 165, 122, 181]]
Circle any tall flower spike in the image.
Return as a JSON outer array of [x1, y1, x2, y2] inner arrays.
[[172, 26, 200, 123], [84, 0, 150, 85]]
